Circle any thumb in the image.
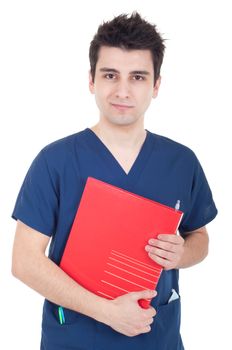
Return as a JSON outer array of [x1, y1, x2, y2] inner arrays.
[[130, 289, 157, 301]]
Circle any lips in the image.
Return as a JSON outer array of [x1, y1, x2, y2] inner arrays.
[[111, 103, 134, 110]]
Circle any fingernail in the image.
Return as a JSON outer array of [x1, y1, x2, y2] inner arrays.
[[151, 290, 157, 297]]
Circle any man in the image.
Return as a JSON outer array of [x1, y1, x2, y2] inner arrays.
[[12, 12, 217, 350]]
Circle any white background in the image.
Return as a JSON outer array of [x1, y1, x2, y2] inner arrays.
[[0, 1, 231, 349]]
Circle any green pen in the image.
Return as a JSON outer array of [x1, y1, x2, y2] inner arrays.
[[58, 306, 65, 325]]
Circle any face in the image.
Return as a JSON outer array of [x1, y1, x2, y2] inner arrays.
[[89, 46, 161, 128]]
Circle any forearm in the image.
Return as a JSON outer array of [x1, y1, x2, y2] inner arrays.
[[12, 222, 158, 337], [12, 252, 110, 324], [177, 229, 209, 269], [12, 245, 158, 337]]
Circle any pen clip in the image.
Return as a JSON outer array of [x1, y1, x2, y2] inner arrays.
[[175, 200, 180, 211]]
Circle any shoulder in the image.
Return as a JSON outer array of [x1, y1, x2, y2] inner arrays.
[[149, 131, 198, 163], [42, 130, 86, 156], [32, 129, 87, 172], [38, 129, 88, 163]]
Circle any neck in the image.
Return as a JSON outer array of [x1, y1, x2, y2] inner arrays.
[[90, 120, 146, 150]]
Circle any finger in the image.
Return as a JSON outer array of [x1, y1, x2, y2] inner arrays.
[[146, 318, 154, 326], [146, 246, 177, 260], [148, 253, 173, 270], [130, 289, 157, 301], [157, 234, 184, 244], [148, 239, 178, 253], [140, 325, 151, 333], [148, 307, 157, 318]]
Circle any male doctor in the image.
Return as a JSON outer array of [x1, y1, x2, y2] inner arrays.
[[12, 12, 217, 350]]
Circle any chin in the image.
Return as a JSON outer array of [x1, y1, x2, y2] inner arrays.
[[106, 115, 139, 127]]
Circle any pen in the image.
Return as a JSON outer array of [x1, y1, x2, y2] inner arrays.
[[58, 306, 65, 325]]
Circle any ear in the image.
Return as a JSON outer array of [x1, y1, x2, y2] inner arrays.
[[152, 76, 161, 99], [89, 70, 95, 94]]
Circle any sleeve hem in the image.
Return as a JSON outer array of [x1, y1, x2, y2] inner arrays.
[[179, 208, 218, 235], [11, 214, 53, 237]]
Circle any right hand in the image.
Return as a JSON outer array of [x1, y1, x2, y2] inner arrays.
[[105, 289, 157, 337]]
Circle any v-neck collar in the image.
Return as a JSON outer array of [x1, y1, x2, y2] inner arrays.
[[84, 127, 155, 187]]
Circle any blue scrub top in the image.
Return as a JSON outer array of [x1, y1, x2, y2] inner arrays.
[[12, 128, 217, 350]]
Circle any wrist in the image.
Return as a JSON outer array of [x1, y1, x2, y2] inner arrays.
[[175, 241, 188, 269], [89, 295, 114, 325]]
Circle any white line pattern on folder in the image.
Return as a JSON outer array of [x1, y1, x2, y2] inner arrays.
[[98, 249, 161, 297], [111, 250, 161, 273], [107, 263, 157, 283], [101, 280, 129, 293], [108, 257, 160, 277], [104, 270, 149, 289]]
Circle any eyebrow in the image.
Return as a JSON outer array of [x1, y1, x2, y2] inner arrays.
[[99, 67, 150, 75]]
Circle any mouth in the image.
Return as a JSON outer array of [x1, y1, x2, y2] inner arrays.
[[110, 103, 134, 111]]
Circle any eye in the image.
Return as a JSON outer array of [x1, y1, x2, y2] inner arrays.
[[104, 73, 116, 80], [133, 75, 145, 81]]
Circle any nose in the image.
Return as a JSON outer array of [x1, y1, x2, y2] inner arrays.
[[114, 79, 130, 99]]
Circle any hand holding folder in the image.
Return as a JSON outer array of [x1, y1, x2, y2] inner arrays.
[[60, 177, 183, 308]]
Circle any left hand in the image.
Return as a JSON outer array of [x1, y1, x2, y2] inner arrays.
[[145, 234, 185, 270]]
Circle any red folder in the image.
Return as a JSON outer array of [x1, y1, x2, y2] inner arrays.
[[60, 177, 183, 308]]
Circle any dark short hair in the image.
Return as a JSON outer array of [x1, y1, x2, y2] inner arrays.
[[89, 12, 166, 85]]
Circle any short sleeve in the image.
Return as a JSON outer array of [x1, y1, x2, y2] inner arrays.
[[12, 149, 59, 236], [179, 155, 218, 234]]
